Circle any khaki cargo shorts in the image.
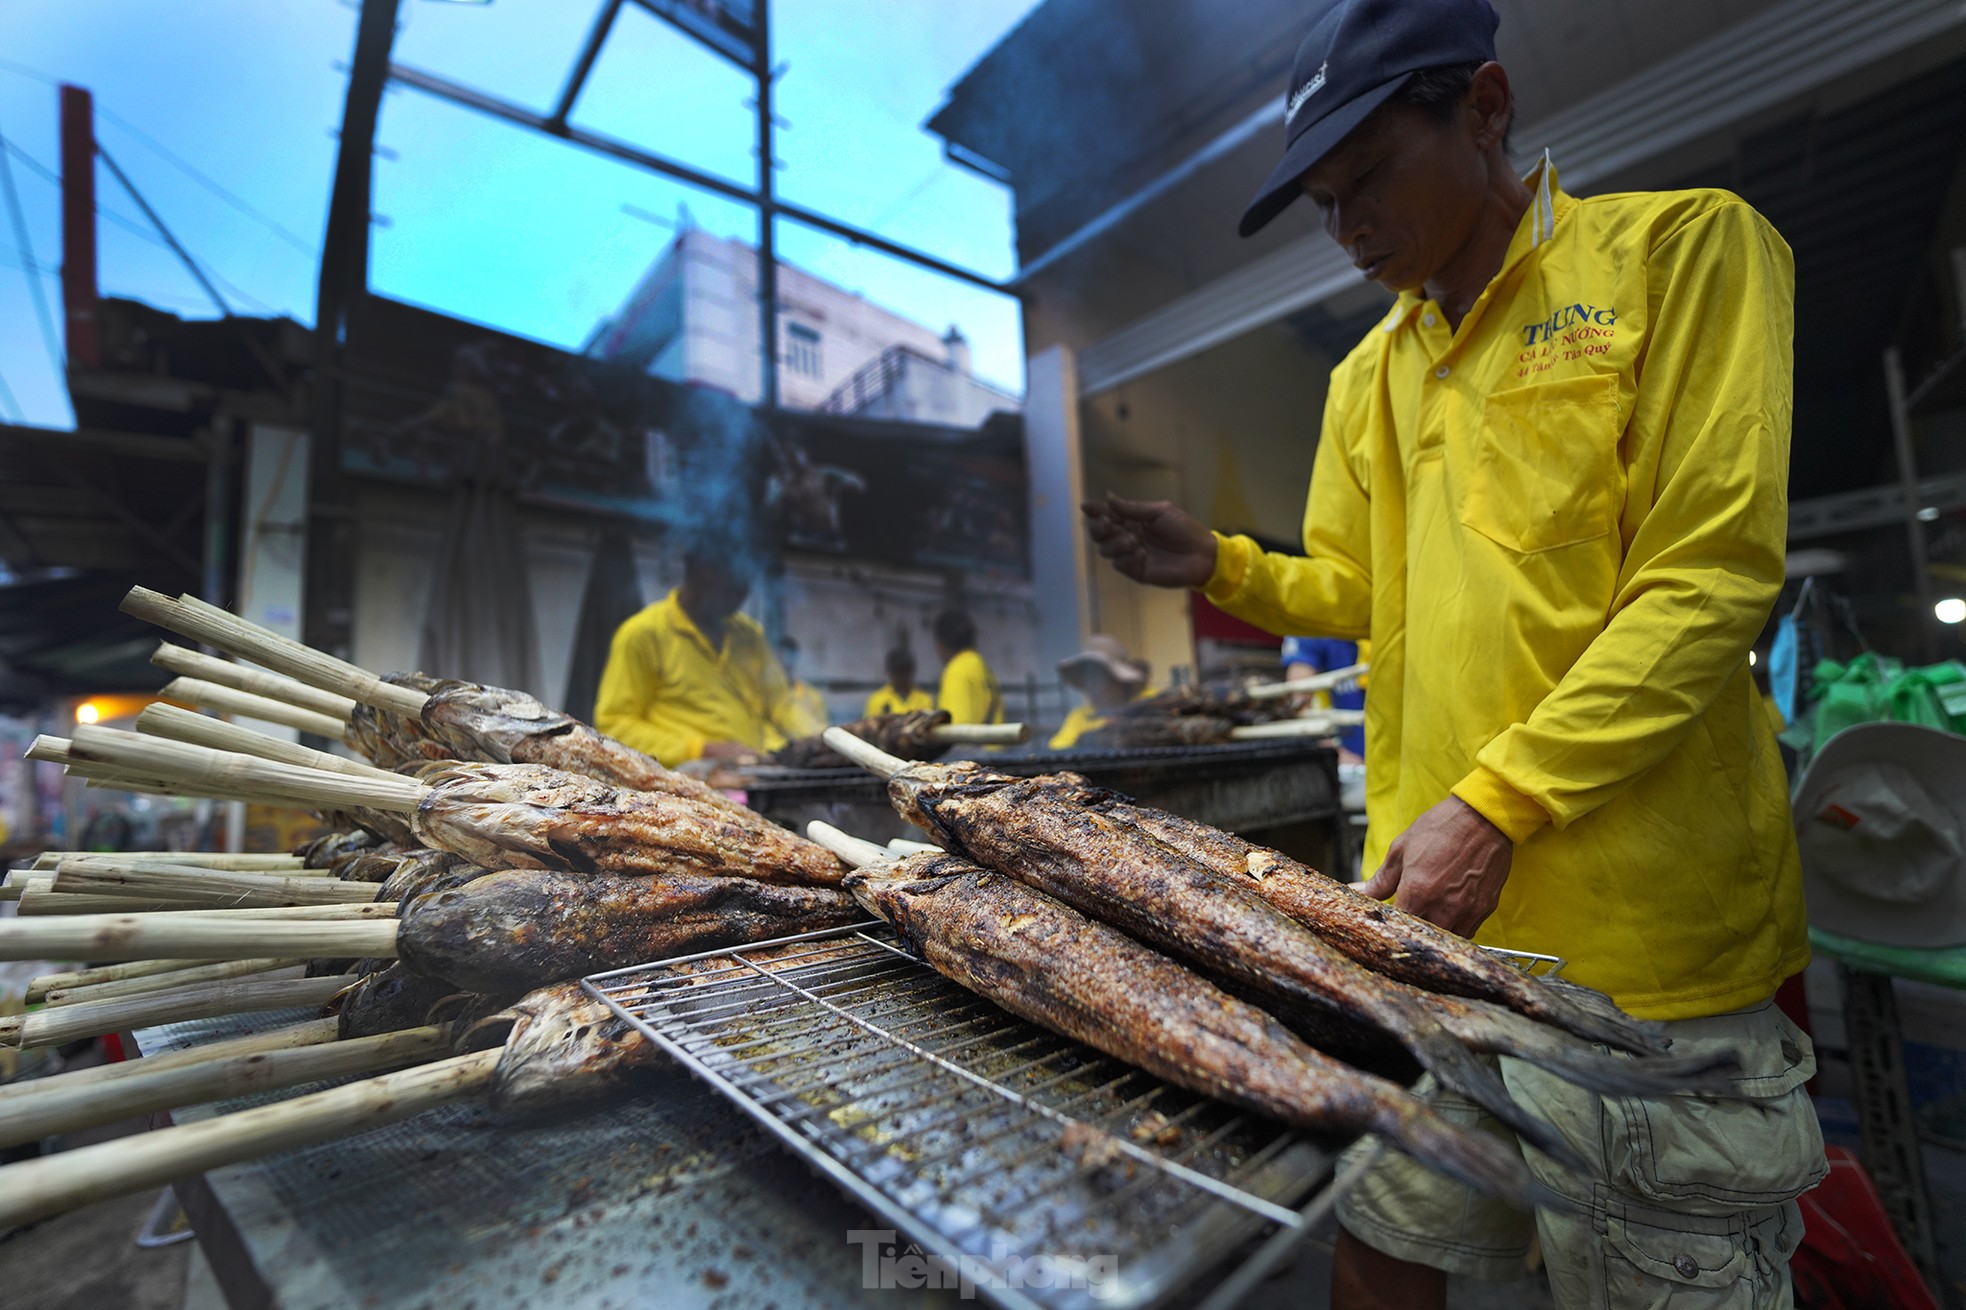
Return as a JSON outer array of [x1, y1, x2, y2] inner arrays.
[[1335, 1001, 1828, 1309]]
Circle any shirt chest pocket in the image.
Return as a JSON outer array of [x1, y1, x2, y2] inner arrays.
[[1455, 373, 1623, 554]]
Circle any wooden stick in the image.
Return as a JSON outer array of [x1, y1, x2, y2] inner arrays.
[[1243, 661, 1371, 702], [18, 887, 392, 920], [31, 852, 308, 872], [53, 863, 381, 908], [4, 974, 354, 1050], [0, 1025, 448, 1150], [805, 821, 892, 870], [17, 881, 212, 916], [29, 958, 230, 1003], [160, 677, 350, 740], [47, 960, 305, 1007], [928, 722, 1029, 745], [0, 1048, 499, 1228], [1228, 713, 1366, 741], [820, 726, 909, 780], [886, 837, 942, 856], [122, 587, 430, 717], [68, 724, 425, 813], [0, 1016, 339, 1106], [0, 912, 400, 963], [0, 874, 24, 903], [53, 851, 334, 879], [151, 643, 359, 720], [136, 704, 396, 785]]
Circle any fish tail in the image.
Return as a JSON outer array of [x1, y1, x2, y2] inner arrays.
[[1373, 1096, 1574, 1216], [1440, 1001, 1745, 1097], [1394, 1016, 1592, 1175], [1529, 978, 1672, 1057]]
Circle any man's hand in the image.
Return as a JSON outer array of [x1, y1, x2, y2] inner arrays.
[[1081, 494, 1218, 589], [1356, 797, 1514, 938]]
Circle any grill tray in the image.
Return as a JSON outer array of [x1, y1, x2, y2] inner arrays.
[[585, 923, 1347, 1310]]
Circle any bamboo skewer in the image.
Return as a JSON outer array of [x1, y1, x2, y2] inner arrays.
[[927, 722, 1029, 745], [52, 852, 334, 879], [30, 852, 307, 872], [160, 677, 350, 740], [1228, 712, 1366, 741], [1243, 661, 1371, 701], [17, 882, 211, 916], [820, 727, 909, 780], [0, 1025, 448, 1151], [885, 837, 942, 856], [0, 909, 401, 964], [29, 735, 311, 808], [52, 863, 381, 908], [43, 959, 305, 1007], [0, 1049, 501, 1229], [151, 643, 359, 720], [136, 705, 396, 782], [805, 821, 891, 869], [0, 1017, 339, 1106], [123, 588, 429, 717], [29, 959, 217, 1004], [20, 893, 391, 922], [66, 725, 424, 814], [0, 974, 353, 1050]]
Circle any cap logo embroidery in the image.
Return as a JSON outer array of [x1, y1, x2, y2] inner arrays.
[[1285, 61, 1328, 125]]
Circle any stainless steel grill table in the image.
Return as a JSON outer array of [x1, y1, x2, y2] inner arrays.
[[584, 923, 1358, 1310]]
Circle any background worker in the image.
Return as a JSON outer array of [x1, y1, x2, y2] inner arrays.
[[1082, 1, 1822, 1305], [865, 645, 933, 717], [775, 636, 829, 738], [933, 607, 1003, 726], [1049, 635, 1151, 750], [593, 545, 806, 766], [1282, 634, 1367, 761]]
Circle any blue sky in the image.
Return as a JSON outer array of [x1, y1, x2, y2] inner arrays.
[[0, 0, 1038, 428]]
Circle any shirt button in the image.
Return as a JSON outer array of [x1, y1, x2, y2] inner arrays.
[[1434, 365, 1451, 379], [1422, 313, 1437, 327], [1674, 1255, 1699, 1279]]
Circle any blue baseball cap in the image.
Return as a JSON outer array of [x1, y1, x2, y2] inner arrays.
[[1238, 0, 1501, 237]]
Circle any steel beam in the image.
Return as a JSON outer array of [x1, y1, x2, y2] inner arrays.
[[386, 62, 1016, 298], [549, 0, 626, 130]]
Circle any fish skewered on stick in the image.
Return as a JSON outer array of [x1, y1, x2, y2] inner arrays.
[[808, 825, 1559, 1212], [769, 710, 1029, 770]]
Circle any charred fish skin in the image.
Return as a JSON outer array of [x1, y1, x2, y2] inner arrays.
[[1102, 802, 1667, 1057], [893, 773, 1584, 1170], [848, 854, 1557, 1212], [411, 762, 846, 886], [396, 867, 864, 995], [478, 983, 670, 1116], [774, 709, 951, 770], [335, 962, 470, 1039]]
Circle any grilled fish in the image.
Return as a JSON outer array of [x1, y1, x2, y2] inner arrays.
[[396, 866, 863, 994], [335, 962, 475, 1040], [773, 709, 950, 770], [1102, 803, 1668, 1057], [846, 852, 1558, 1211], [458, 982, 669, 1116], [409, 761, 845, 886], [888, 768, 1583, 1169]]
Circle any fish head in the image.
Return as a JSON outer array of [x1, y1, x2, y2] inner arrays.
[[843, 852, 975, 948], [421, 681, 571, 763], [484, 982, 668, 1115]]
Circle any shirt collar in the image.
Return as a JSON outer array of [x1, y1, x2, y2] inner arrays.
[[1380, 150, 1573, 335], [663, 588, 724, 657]]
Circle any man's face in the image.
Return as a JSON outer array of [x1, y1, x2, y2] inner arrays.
[[1297, 98, 1492, 294], [685, 559, 752, 621]]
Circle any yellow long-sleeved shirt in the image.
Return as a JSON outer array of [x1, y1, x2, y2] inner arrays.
[[1204, 162, 1806, 1019], [593, 590, 801, 766], [937, 648, 1003, 725], [865, 685, 934, 717]]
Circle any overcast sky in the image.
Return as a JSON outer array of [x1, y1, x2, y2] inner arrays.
[[0, 0, 1037, 428]]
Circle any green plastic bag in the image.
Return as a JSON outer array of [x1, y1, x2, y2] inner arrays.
[[1804, 654, 1966, 753]]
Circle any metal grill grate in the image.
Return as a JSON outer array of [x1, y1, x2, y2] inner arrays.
[[584, 923, 1346, 1310]]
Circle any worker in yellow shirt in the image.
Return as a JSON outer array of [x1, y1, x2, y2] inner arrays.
[[592, 548, 806, 766], [1083, 4, 1819, 1305], [865, 646, 933, 717], [1048, 635, 1151, 750], [932, 608, 1002, 725]]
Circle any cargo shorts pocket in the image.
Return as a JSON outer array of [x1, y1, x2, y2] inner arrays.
[[1459, 372, 1623, 554], [1598, 1202, 1802, 1308], [1602, 1007, 1827, 1210]]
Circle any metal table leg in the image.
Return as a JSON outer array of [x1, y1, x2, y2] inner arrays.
[[1838, 963, 1945, 1297]]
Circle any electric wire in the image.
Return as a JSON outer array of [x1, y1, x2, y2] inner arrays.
[[96, 143, 231, 317], [0, 123, 65, 373]]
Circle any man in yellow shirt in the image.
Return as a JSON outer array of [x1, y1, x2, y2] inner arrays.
[[1084, 2, 1820, 1305], [774, 636, 829, 738], [593, 549, 806, 766], [865, 646, 934, 717], [933, 608, 1003, 725], [1048, 635, 1150, 750]]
